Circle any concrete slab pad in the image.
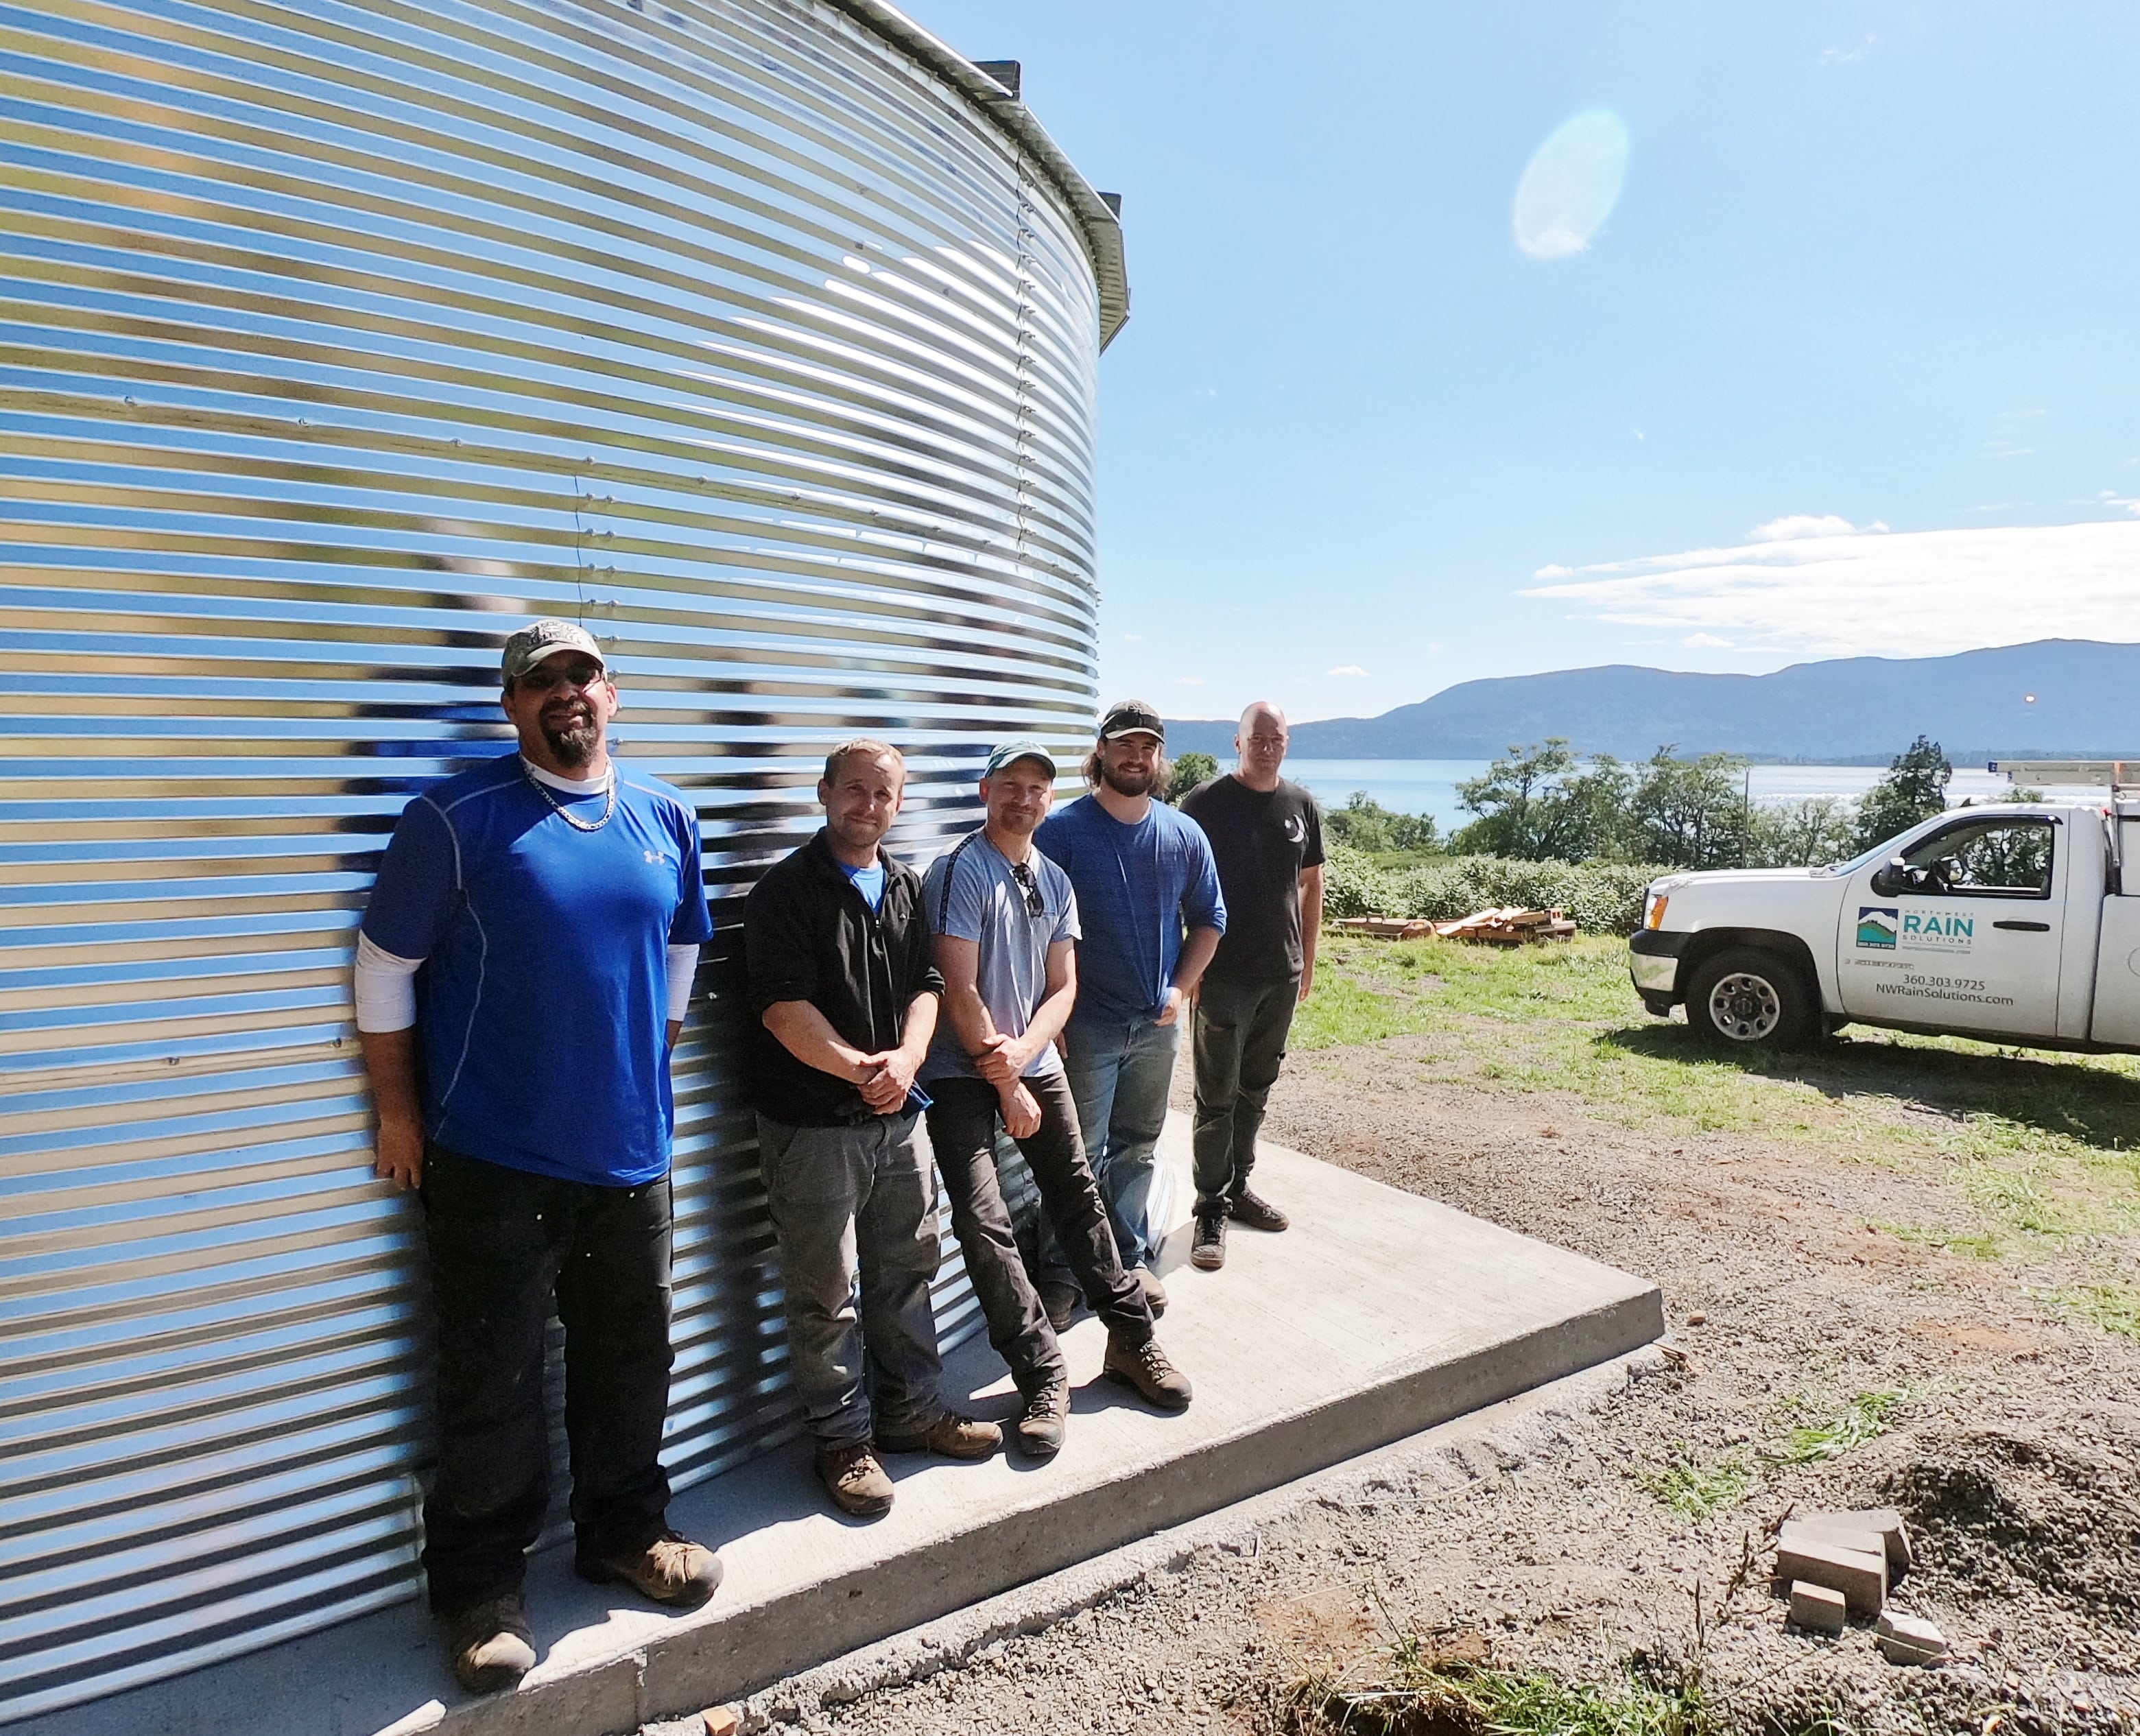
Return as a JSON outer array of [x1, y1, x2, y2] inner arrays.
[[23, 1113, 1661, 1736]]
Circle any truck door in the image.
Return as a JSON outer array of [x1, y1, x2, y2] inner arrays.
[[1837, 813, 2062, 1038]]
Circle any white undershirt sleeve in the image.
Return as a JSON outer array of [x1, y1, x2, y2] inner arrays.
[[667, 943, 700, 1023], [353, 932, 425, 1033]]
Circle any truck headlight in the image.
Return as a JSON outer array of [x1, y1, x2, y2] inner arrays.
[[1643, 892, 1669, 931]]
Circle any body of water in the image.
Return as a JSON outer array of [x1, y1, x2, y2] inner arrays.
[[1281, 758, 2104, 833]]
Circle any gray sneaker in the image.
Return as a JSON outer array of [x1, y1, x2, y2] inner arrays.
[[444, 1593, 536, 1694], [1191, 1209, 1226, 1270]]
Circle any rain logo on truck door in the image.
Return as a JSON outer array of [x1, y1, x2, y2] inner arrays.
[[1857, 907, 1900, 949]]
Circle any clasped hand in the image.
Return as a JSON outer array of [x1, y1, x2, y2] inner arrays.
[[856, 1047, 918, 1111]]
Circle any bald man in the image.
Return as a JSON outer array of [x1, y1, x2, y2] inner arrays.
[[1176, 703, 1324, 1272]]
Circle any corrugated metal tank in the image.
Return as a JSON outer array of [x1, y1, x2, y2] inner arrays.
[[0, 0, 1123, 1719]]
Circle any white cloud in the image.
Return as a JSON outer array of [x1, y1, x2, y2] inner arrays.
[[1122, 632, 1142, 641], [1820, 34, 1877, 64], [1533, 562, 1576, 580], [1682, 632, 1734, 648], [1748, 513, 1870, 541], [1174, 675, 1205, 686], [1522, 516, 2140, 658], [1327, 665, 1370, 678]]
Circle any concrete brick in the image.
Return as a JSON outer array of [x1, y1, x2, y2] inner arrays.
[[1877, 1611, 1947, 1654], [1877, 1633, 1945, 1667], [1787, 1580, 1846, 1634], [702, 1711, 743, 1736], [1800, 1506, 1914, 1571], [1773, 1536, 1886, 1618], [1779, 1519, 1886, 1565]]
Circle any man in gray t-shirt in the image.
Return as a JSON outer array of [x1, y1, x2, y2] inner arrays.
[[921, 741, 1192, 1454]]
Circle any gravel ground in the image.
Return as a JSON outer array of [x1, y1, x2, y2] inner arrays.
[[665, 1030, 2140, 1736]]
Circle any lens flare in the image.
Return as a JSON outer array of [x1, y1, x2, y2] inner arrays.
[[1513, 110, 1630, 260]]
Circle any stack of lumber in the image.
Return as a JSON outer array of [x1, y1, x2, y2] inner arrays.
[[1332, 916, 1436, 940], [1333, 908, 1578, 945], [1430, 907, 1576, 946]]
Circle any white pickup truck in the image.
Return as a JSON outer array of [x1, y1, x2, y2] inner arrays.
[[1628, 765, 2140, 1052]]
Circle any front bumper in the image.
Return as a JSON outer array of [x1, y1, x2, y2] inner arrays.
[[1627, 928, 1691, 997]]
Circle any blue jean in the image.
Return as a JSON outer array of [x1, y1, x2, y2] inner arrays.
[[757, 1111, 944, 1449], [1048, 1012, 1181, 1276]]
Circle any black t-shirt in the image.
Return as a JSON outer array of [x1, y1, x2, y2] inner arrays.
[[1178, 774, 1325, 984]]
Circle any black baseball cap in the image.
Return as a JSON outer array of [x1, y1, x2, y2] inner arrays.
[[1097, 699, 1164, 742]]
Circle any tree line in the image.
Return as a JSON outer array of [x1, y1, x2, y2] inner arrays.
[[1322, 735, 1962, 872]]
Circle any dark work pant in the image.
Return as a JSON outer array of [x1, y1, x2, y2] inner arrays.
[[1191, 975, 1300, 1211], [929, 1071, 1154, 1351], [418, 1144, 675, 1616], [923, 1080, 1067, 1392]]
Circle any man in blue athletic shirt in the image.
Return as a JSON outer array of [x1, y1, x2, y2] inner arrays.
[[1032, 701, 1225, 1324], [353, 619, 719, 1695]]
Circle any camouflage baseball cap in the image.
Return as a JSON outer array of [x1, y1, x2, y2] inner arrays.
[[501, 619, 606, 686]]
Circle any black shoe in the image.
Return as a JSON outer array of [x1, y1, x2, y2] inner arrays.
[[1038, 1280, 1081, 1331], [1229, 1189, 1289, 1233], [1191, 1208, 1226, 1270], [443, 1593, 536, 1694]]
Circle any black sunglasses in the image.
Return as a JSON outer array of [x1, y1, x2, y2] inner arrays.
[[1008, 859, 1045, 918]]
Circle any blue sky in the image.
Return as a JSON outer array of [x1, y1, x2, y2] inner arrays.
[[905, 1, 2140, 722]]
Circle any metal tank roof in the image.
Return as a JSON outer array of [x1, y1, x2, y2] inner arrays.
[[833, 2, 1130, 349]]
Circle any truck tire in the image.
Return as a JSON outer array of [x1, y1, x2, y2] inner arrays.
[[1685, 947, 1819, 1051]]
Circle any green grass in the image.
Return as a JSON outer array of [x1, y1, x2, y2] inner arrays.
[[2036, 1280, 2140, 1341], [1766, 1389, 1904, 1466], [1289, 1654, 1717, 1736], [1304, 934, 2140, 1327], [1636, 1447, 1756, 1521], [1628, 1390, 1905, 1521]]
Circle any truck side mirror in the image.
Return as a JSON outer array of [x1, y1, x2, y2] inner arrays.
[[1870, 857, 1912, 897]]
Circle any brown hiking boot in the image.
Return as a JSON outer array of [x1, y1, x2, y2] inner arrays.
[[1103, 1333, 1193, 1412], [575, 1530, 723, 1607], [876, 1411, 1003, 1460], [1014, 1376, 1070, 1458], [817, 1440, 894, 1517], [1134, 1265, 1168, 1316], [1190, 1207, 1226, 1270], [443, 1593, 536, 1694], [1229, 1189, 1289, 1233]]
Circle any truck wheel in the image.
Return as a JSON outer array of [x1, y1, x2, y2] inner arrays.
[[1686, 947, 1818, 1051]]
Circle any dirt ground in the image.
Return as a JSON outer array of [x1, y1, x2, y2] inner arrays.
[[708, 1018, 2140, 1736]]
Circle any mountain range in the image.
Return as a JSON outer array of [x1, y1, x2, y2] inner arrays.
[[1166, 639, 2140, 765]]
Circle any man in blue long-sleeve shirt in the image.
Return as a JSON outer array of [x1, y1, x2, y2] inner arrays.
[[1033, 700, 1225, 1322]]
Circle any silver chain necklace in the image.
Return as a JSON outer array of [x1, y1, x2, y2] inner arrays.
[[523, 761, 617, 832]]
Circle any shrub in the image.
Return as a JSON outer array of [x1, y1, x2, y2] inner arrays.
[[1321, 844, 1663, 935], [1320, 842, 1390, 919]]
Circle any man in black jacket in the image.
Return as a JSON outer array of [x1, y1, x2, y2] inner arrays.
[[746, 739, 1001, 1518]]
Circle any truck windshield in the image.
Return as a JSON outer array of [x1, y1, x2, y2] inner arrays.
[[1815, 837, 1897, 879]]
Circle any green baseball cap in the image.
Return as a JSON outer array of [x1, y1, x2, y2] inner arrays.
[[983, 737, 1058, 778]]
